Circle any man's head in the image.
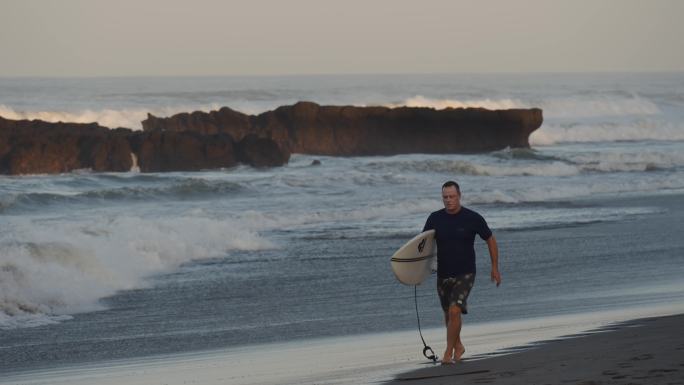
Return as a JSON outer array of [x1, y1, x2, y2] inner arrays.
[[442, 180, 461, 214]]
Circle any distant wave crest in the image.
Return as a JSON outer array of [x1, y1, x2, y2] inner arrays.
[[0, 104, 224, 130], [384, 95, 526, 110], [531, 120, 684, 145], [388, 94, 661, 118], [0, 178, 247, 213]]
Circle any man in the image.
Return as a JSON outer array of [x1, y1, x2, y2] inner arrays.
[[423, 181, 501, 364]]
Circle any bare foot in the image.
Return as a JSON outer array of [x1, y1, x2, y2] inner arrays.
[[441, 349, 453, 365], [454, 344, 466, 361]]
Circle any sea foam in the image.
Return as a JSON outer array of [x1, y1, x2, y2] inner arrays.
[[0, 104, 224, 130], [531, 120, 684, 145], [0, 214, 273, 329], [385, 95, 525, 110]]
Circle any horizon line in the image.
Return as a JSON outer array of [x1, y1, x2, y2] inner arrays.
[[2, 69, 684, 80]]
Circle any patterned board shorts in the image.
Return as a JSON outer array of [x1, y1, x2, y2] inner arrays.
[[437, 273, 476, 314]]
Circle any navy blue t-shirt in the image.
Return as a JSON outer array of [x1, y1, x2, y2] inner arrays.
[[423, 207, 492, 278]]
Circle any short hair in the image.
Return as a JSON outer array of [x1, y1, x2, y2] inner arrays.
[[442, 180, 460, 193]]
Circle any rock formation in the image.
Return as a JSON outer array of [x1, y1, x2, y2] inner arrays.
[[143, 101, 543, 155], [0, 117, 133, 174], [128, 130, 238, 173], [0, 116, 289, 175], [1, 102, 542, 175]]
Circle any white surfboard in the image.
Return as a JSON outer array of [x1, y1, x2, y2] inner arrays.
[[390, 229, 436, 285]]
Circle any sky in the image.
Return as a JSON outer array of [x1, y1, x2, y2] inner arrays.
[[1, 0, 683, 77]]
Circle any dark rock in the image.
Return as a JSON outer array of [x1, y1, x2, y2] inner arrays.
[[80, 131, 134, 172], [142, 101, 543, 155], [143, 106, 253, 137], [0, 117, 132, 174], [130, 130, 237, 172], [236, 134, 291, 168], [0, 115, 288, 175]]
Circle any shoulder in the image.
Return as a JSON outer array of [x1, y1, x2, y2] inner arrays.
[[461, 207, 486, 222], [425, 208, 446, 224], [428, 208, 446, 217]]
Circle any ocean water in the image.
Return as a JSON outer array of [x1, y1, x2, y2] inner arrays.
[[1, 73, 684, 375]]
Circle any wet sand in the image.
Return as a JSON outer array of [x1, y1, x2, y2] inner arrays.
[[387, 314, 684, 385], [2, 311, 683, 385], [4, 309, 683, 385]]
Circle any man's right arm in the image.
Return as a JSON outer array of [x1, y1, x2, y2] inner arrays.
[[422, 213, 434, 232]]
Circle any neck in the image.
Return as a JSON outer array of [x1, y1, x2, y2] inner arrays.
[[446, 206, 461, 215]]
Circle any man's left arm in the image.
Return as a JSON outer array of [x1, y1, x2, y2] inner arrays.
[[486, 235, 501, 287]]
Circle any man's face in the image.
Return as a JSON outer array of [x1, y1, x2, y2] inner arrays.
[[442, 186, 461, 213]]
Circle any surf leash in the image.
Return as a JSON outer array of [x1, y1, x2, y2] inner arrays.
[[414, 285, 438, 363]]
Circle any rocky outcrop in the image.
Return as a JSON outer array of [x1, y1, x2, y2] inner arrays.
[[235, 134, 291, 168], [0, 116, 289, 175], [128, 131, 238, 172], [1, 102, 542, 175], [0, 117, 133, 174], [143, 102, 543, 155]]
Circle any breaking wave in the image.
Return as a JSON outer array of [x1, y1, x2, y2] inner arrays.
[[0, 214, 273, 329], [0, 104, 226, 130], [385, 95, 525, 111], [531, 120, 684, 145], [389, 93, 661, 119]]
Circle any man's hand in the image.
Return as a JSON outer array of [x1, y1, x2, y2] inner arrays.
[[486, 236, 500, 287], [491, 269, 501, 287]]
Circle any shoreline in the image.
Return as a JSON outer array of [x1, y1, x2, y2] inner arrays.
[[3, 304, 683, 385], [387, 313, 684, 385]]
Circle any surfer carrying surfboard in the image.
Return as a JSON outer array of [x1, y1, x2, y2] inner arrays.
[[423, 181, 501, 364]]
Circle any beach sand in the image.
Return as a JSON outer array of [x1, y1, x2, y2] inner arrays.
[[3, 308, 683, 385], [388, 314, 684, 385]]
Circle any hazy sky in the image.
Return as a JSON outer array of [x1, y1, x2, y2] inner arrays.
[[1, 0, 683, 77]]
